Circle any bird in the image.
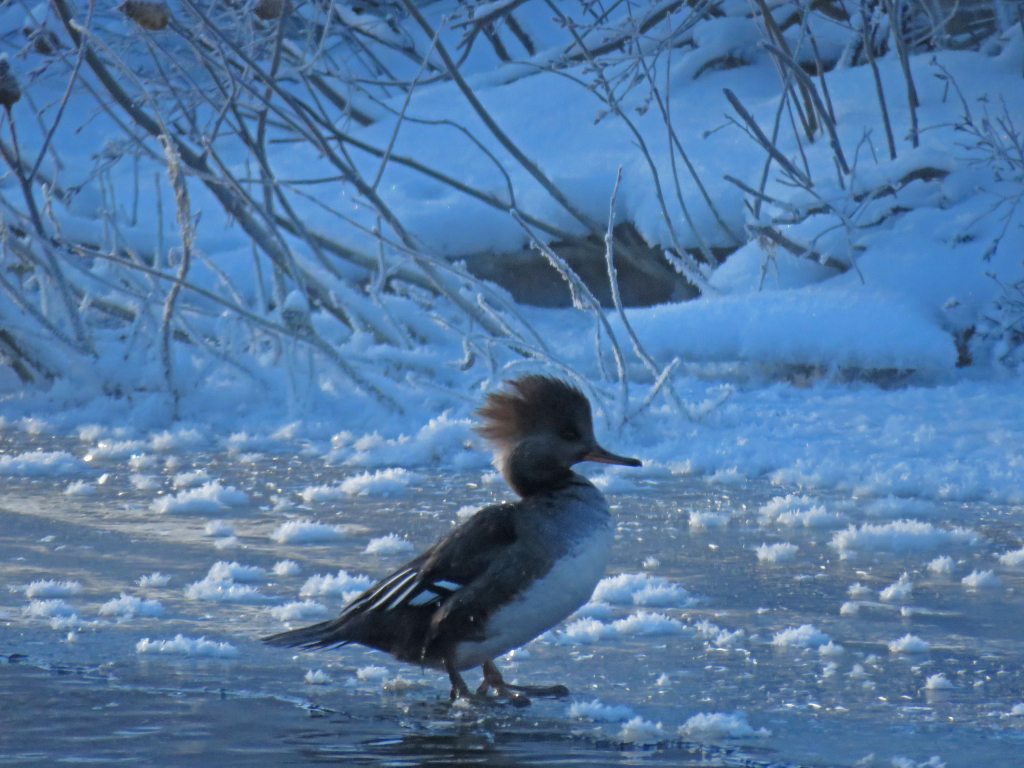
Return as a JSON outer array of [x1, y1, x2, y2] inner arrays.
[[263, 375, 641, 705]]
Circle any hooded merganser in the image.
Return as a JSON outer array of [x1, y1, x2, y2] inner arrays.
[[263, 375, 641, 705]]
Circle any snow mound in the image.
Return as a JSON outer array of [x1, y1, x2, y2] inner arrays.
[[273, 560, 301, 576], [771, 624, 831, 648], [925, 673, 954, 690], [64, 480, 96, 495], [618, 716, 664, 744], [184, 577, 267, 603], [880, 573, 914, 601], [567, 699, 636, 722], [818, 641, 845, 656], [356, 665, 389, 681], [0, 451, 83, 476], [299, 570, 373, 597], [305, 669, 331, 684], [590, 573, 695, 607], [554, 611, 688, 644], [25, 580, 82, 598], [755, 542, 798, 562], [213, 537, 239, 549], [694, 620, 745, 647], [269, 600, 328, 621], [23, 599, 77, 618], [204, 520, 235, 537], [85, 440, 146, 460], [365, 534, 414, 555], [847, 583, 872, 597], [151, 482, 248, 513], [997, 547, 1024, 567], [889, 634, 931, 653], [172, 470, 212, 488], [830, 520, 981, 556], [136, 634, 237, 657], [270, 520, 347, 543], [301, 468, 420, 501], [99, 593, 164, 618], [928, 556, 955, 574], [689, 510, 730, 529], [207, 561, 266, 582], [961, 569, 1001, 588], [129, 475, 161, 490], [759, 495, 842, 527], [679, 710, 770, 739], [150, 429, 205, 451], [138, 572, 171, 587]]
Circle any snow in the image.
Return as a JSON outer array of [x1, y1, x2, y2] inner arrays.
[[137, 572, 172, 588], [590, 573, 695, 607], [0, 451, 83, 476], [553, 611, 688, 644], [925, 674, 955, 690], [755, 542, 799, 562], [830, 521, 981, 557], [172, 470, 212, 488], [269, 600, 328, 622], [184, 578, 267, 603], [23, 599, 78, 618], [299, 570, 374, 597], [928, 556, 955, 574], [270, 520, 348, 544], [365, 534, 415, 555], [64, 480, 96, 495], [305, 669, 332, 685], [617, 716, 664, 744], [997, 547, 1024, 567], [204, 520, 235, 537], [889, 634, 931, 653], [301, 468, 421, 501], [880, 573, 914, 601], [213, 537, 239, 549], [567, 699, 636, 722], [150, 482, 248, 514], [689, 510, 730, 529], [679, 710, 770, 739], [206, 562, 266, 582], [272, 560, 301, 576], [771, 625, 831, 648], [135, 635, 238, 657], [356, 665, 390, 681], [24, 580, 82, 598], [98, 594, 164, 618], [961, 570, 1002, 588]]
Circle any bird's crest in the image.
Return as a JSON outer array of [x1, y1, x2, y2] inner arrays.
[[474, 375, 590, 445]]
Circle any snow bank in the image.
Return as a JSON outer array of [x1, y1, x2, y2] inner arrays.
[[365, 534, 414, 555], [0, 451, 83, 476], [299, 570, 373, 597], [270, 520, 348, 544], [679, 710, 770, 739], [590, 573, 695, 607], [136, 634, 237, 657], [99, 594, 164, 618], [830, 521, 981, 557], [771, 624, 831, 648], [151, 482, 248, 513]]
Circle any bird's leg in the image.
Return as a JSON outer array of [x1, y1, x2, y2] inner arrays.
[[445, 654, 471, 700], [495, 658, 570, 698], [479, 660, 531, 707]]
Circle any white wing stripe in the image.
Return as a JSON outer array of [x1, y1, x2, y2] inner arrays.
[[365, 570, 417, 611], [387, 580, 422, 610]]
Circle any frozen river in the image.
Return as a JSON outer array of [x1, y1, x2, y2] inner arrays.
[[2, 428, 1024, 767]]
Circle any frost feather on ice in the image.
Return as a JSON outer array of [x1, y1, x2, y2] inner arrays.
[[679, 710, 770, 738], [771, 624, 831, 648], [365, 533, 414, 555], [0, 451, 83, 476], [99, 593, 164, 618], [299, 570, 373, 597], [590, 573, 695, 607], [889, 634, 930, 653], [269, 600, 328, 621], [567, 699, 636, 722], [755, 542, 798, 562], [136, 634, 237, 657], [24, 580, 82, 598], [270, 520, 347, 543], [150, 481, 247, 513], [300, 468, 420, 501], [830, 520, 980, 557]]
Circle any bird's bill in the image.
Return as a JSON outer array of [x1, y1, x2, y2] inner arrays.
[[581, 445, 642, 467]]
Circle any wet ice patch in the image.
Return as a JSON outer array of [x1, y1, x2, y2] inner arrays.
[[64, 480, 96, 495], [299, 570, 373, 597], [590, 573, 696, 607], [98, 593, 164, 618], [925, 673, 954, 689], [567, 699, 636, 722], [272, 560, 300, 576], [270, 520, 348, 544], [269, 600, 328, 621], [880, 573, 914, 601], [172, 470, 212, 488], [830, 520, 981, 557], [151, 482, 248, 513], [365, 534, 414, 555], [679, 710, 770, 739], [889, 634, 930, 653], [0, 450, 83, 476], [755, 542, 798, 562], [136, 634, 237, 657], [771, 624, 831, 648], [138, 572, 172, 587], [207, 561, 266, 581], [961, 569, 1001, 588], [24, 580, 82, 598]]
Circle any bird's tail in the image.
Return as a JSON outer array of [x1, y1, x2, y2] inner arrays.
[[262, 617, 352, 650]]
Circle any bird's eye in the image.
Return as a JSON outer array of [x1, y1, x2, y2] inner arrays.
[[560, 425, 580, 441]]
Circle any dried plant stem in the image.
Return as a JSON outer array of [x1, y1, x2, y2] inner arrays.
[[159, 137, 193, 417]]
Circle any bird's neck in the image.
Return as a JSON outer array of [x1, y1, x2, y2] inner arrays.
[[497, 440, 575, 498]]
